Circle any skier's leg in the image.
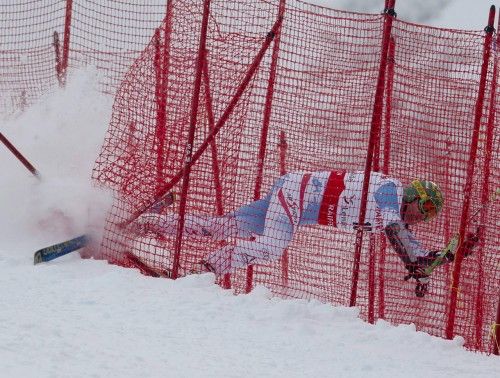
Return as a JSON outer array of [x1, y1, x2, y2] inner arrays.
[[130, 212, 234, 239], [205, 173, 311, 274]]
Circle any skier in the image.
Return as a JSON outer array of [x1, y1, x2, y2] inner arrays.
[[130, 170, 480, 296]]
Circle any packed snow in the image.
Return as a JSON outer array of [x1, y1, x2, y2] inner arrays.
[[1, 1, 499, 377]]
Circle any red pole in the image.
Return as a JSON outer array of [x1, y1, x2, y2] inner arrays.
[[368, 35, 390, 321], [171, 0, 212, 279], [367, 236, 376, 323], [253, 0, 286, 201], [0, 132, 40, 178], [494, 296, 500, 355], [246, 0, 286, 293], [350, 0, 396, 307], [443, 140, 453, 288], [123, 17, 283, 227], [278, 130, 289, 287], [445, 5, 496, 339], [154, 29, 167, 193], [61, 0, 73, 85], [202, 58, 224, 217], [474, 11, 500, 351], [153, 2, 174, 196], [52, 31, 63, 86], [202, 55, 229, 288], [377, 35, 395, 319]]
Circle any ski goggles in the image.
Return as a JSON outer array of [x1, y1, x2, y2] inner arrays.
[[411, 180, 438, 221]]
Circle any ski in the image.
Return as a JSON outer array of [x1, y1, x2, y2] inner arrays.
[[34, 234, 89, 265], [424, 233, 460, 276], [33, 192, 177, 265]]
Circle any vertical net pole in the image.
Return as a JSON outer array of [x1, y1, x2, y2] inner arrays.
[[443, 140, 453, 287], [154, 29, 166, 191], [202, 58, 224, 217], [202, 56, 229, 288], [61, 0, 73, 85], [445, 5, 496, 339], [278, 130, 289, 287], [350, 0, 396, 307], [494, 297, 500, 355], [52, 31, 63, 87], [171, 0, 212, 279], [154, 2, 174, 194], [246, 0, 286, 293], [377, 35, 395, 319], [368, 78, 384, 323], [475, 11, 500, 351]]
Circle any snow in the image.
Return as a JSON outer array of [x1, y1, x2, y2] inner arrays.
[[1, 1, 500, 377], [1, 248, 499, 377]]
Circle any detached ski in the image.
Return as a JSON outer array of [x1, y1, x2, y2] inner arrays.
[[424, 233, 460, 276], [34, 234, 89, 265]]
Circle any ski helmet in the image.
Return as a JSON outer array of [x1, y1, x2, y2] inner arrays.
[[403, 180, 444, 221]]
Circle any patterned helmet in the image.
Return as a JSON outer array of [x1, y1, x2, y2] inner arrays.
[[403, 180, 444, 221]]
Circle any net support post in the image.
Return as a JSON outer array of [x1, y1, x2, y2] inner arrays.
[[246, 0, 286, 294], [445, 5, 496, 340], [350, 0, 396, 307]]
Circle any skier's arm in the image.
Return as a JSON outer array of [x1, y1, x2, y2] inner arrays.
[[384, 221, 437, 297], [375, 182, 437, 297], [384, 221, 430, 265]]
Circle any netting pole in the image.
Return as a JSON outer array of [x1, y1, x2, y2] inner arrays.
[[494, 297, 500, 355], [202, 56, 229, 288], [278, 130, 289, 287], [153, 1, 174, 195], [246, 0, 286, 293], [171, 0, 212, 279], [350, 0, 396, 307], [476, 11, 500, 352], [202, 58, 224, 217], [377, 35, 395, 319], [61, 0, 73, 85], [443, 140, 453, 288], [0, 132, 40, 178], [445, 5, 496, 340], [368, 81, 383, 324], [52, 32, 63, 87], [154, 29, 167, 191]]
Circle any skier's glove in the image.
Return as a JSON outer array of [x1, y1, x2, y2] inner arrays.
[[404, 263, 430, 298]]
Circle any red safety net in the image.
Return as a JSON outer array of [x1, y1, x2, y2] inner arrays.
[[2, 0, 499, 354], [91, 0, 500, 353]]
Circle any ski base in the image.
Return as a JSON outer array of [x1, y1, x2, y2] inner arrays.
[[34, 234, 89, 265]]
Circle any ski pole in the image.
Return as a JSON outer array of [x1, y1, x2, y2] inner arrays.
[[469, 187, 500, 223], [0, 131, 41, 179]]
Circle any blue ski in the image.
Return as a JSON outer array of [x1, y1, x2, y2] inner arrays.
[[34, 234, 89, 265]]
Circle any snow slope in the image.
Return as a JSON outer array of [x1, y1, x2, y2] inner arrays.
[[1, 246, 499, 377]]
